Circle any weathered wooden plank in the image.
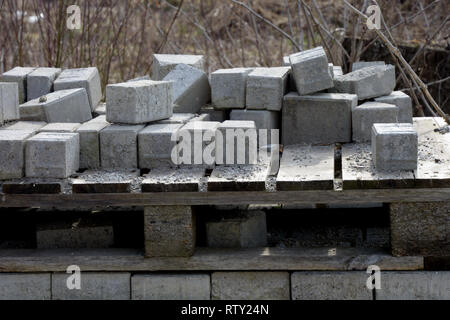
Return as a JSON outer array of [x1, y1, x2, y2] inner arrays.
[[141, 167, 205, 192], [1, 181, 61, 194], [71, 170, 139, 194], [277, 145, 335, 191]]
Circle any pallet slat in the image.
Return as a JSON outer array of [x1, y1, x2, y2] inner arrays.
[[71, 170, 139, 193], [141, 167, 205, 192]]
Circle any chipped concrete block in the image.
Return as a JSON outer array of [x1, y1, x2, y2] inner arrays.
[[158, 113, 196, 124], [26, 67, 61, 100], [375, 91, 413, 123], [199, 106, 227, 122], [211, 68, 253, 109], [152, 54, 204, 80], [352, 60, 385, 71], [0, 130, 35, 179], [0, 273, 51, 300], [0, 82, 19, 121], [77, 121, 110, 169], [0, 67, 35, 103], [2, 121, 46, 133], [106, 80, 172, 124], [39, 122, 81, 133]]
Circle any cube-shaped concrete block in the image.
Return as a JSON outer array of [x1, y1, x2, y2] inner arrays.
[[0, 273, 51, 300], [372, 123, 418, 171], [25, 132, 80, 178], [289, 46, 333, 95], [19, 88, 92, 123], [132, 274, 210, 300], [2, 121, 46, 133], [246, 67, 290, 111], [54, 67, 102, 111], [352, 60, 385, 72], [334, 65, 395, 100], [163, 64, 210, 113], [282, 92, 357, 145], [0, 67, 35, 103], [106, 80, 172, 124], [0, 82, 19, 121], [352, 102, 398, 142], [158, 113, 196, 124], [39, 122, 81, 133], [77, 120, 110, 169], [100, 124, 144, 168], [375, 91, 413, 123], [138, 123, 183, 169], [27, 67, 61, 100], [211, 68, 253, 109], [0, 130, 35, 180], [152, 54, 204, 80]]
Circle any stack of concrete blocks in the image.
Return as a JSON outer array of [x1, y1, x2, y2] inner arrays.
[[152, 54, 205, 80], [0, 67, 36, 103], [0, 82, 20, 124], [27, 67, 61, 100], [0, 130, 35, 179], [77, 116, 110, 169], [352, 102, 398, 142]]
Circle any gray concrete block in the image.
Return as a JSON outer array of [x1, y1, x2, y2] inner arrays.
[[152, 54, 204, 80], [352, 101, 398, 142], [100, 124, 144, 168], [291, 272, 372, 300], [106, 80, 172, 124], [352, 60, 385, 71], [25, 132, 79, 178], [94, 102, 106, 115], [0, 82, 19, 121], [163, 64, 210, 114], [230, 109, 279, 146], [377, 272, 450, 300], [2, 121, 46, 133], [282, 92, 357, 145], [144, 205, 195, 257], [77, 121, 110, 169], [375, 91, 413, 123], [199, 106, 227, 122], [212, 272, 290, 300], [132, 274, 210, 300], [0, 67, 35, 103], [26, 67, 61, 100], [158, 113, 196, 124], [211, 68, 253, 109], [52, 273, 130, 300], [19, 88, 93, 123], [0, 130, 35, 179], [334, 65, 395, 100], [0, 273, 51, 300], [246, 67, 290, 111], [138, 123, 182, 168], [332, 65, 344, 78], [39, 122, 81, 133], [282, 56, 297, 92], [289, 46, 333, 95], [54, 67, 102, 111], [189, 113, 210, 122], [89, 115, 107, 123], [372, 123, 418, 171], [127, 75, 151, 82]]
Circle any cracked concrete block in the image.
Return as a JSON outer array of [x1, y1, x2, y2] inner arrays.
[[152, 54, 204, 80], [211, 68, 253, 109], [0, 67, 35, 103], [26, 67, 61, 100], [0, 82, 20, 122], [0, 273, 51, 300], [375, 91, 413, 123], [352, 61, 385, 71], [39, 122, 81, 133], [77, 120, 110, 169], [0, 130, 35, 179]]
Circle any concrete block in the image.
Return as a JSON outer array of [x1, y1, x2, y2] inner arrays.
[[152, 54, 204, 80], [52, 273, 130, 300], [100, 124, 144, 168], [127, 75, 151, 82], [39, 122, 81, 133], [144, 205, 195, 257], [289, 46, 333, 95], [189, 113, 210, 122], [206, 211, 267, 247], [230, 109, 279, 146], [375, 91, 413, 123], [54, 67, 102, 111], [138, 123, 183, 168], [199, 106, 227, 122], [0, 273, 51, 300], [2, 121, 46, 133], [372, 123, 418, 171], [158, 113, 196, 124], [0, 130, 35, 179], [163, 64, 210, 113], [212, 272, 290, 300], [282, 55, 297, 92], [94, 102, 106, 115], [89, 115, 107, 123], [352, 102, 398, 142], [106, 80, 172, 124], [334, 65, 395, 100], [291, 272, 372, 300], [246, 67, 290, 111], [0, 67, 35, 103], [282, 92, 357, 145], [352, 60, 385, 71], [26, 67, 61, 100], [25, 132, 80, 178], [77, 121, 110, 169], [332, 65, 344, 78], [132, 274, 210, 300], [211, 68, 253, 109], [377, 272, 450, 300], [19, 88, 93, 123], [0, 82, 19, 121]]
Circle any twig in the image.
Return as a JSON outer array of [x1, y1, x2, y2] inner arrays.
[[400, 76, 450, 92]]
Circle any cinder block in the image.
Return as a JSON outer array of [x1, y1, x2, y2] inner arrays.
[[144, 206, 195, 257], [375, 91, 413, 123], [39, 122, 81, 133], [19, 88, 93, 123], [2, 121, 46, 133], [372, 123, 418, 171], [100, 124, 144, 168], [106, 80, 172, 124], [334, 65, 395, 100], [152, 54, 204, 80], [291, 272, 372, 300], [0, 130, 35, 179], [212, 272, 290, 300], [211, 68, 253, 109], [138, 123, 182, 168], [0, 66, 35, 103], [77, 120, 110, 169], [289, 46, 333, 95], [158, 113, 196, 124], [52, 273, 130, 300], [246, 67, 290, 111], [199, 106, 227, 122], [282, 92, 357, 145], [352, 60, 385, 71], [54, 67, 102, 111], [25, 132, 79, 178], [26, 67, 61, 100], [352, 102, 398, 142], [132, 274, 210, 300], [163, 64, 210, 113], [0, 273, 51, 300], [0, 82, 19, 121]]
